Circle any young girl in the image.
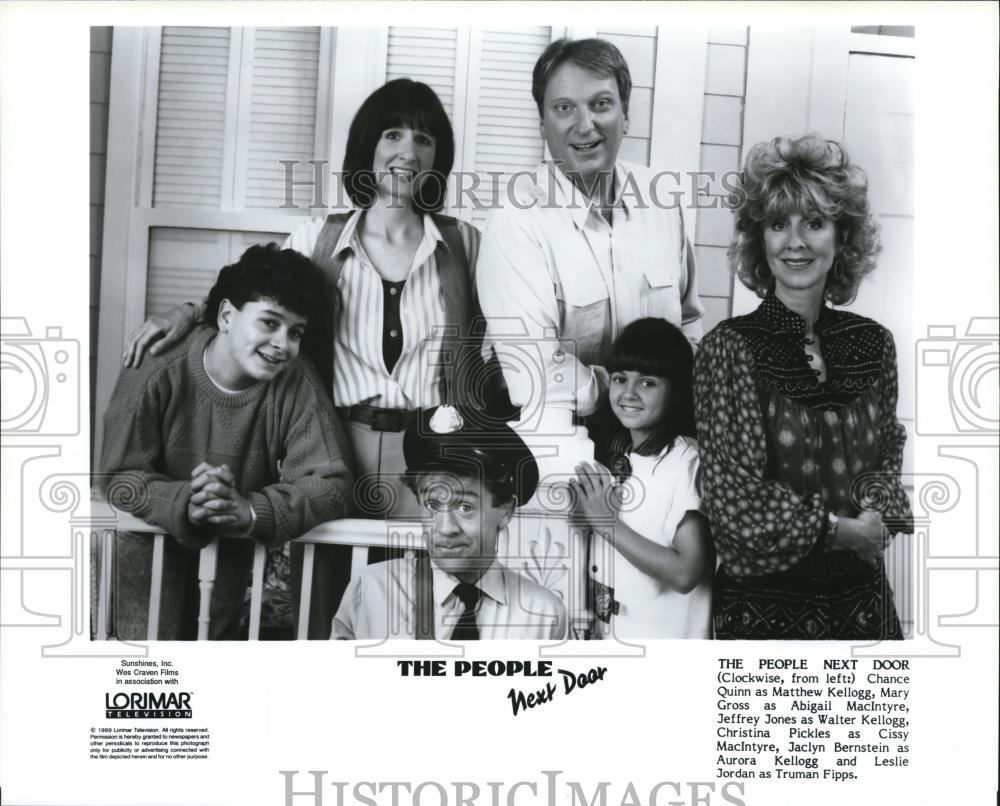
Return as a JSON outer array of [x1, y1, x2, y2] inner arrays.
[[571, 317, 714, 639]]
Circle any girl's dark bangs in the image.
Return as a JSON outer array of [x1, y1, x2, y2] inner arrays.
[[606, 351, 670, 377]]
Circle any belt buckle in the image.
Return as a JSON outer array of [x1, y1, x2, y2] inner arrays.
[[372, 408, 400, 432]]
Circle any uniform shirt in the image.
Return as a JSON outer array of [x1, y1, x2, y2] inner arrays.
[[284, 210, 480, 408], [330, 558, 567, 640], [477, 161, 704, 416]]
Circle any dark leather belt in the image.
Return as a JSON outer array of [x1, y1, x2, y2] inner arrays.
[[336, 404, 418, 433]]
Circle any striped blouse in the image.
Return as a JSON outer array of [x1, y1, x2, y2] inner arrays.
[[284, 210, 481, 409]]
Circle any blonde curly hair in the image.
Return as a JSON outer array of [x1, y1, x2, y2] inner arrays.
[[728, 135, 881, 305]]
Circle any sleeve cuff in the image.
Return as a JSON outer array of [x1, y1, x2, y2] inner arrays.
[[166, 481, 214, 551], [247, 492, 276, 545], [812, 510, 838, 557], [576, 365, 608, 417]]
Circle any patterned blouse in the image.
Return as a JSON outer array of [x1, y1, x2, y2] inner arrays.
[[693, 293, 913, 580]]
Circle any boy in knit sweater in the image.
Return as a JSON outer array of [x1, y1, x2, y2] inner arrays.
[[99, 243, 353, 639]]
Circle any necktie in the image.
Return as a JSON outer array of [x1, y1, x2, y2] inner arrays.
[[451, 582, 481, 640]]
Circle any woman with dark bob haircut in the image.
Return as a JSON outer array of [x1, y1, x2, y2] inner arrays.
[[342, 78, 455, 212], [123, 79, 500, 638], [693, 134, 913, 640]]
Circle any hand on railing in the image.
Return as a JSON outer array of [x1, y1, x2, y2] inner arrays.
[[189, 463, 254, 533]]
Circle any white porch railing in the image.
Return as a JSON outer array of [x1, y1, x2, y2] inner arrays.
[[92, 495, 586, 640]]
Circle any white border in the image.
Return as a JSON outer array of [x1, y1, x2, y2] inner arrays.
[[1, 3, 997, 806]]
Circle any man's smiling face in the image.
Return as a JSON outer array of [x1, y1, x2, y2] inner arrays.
[[417, 473, 513, 583], [541, 61, 627, 191]]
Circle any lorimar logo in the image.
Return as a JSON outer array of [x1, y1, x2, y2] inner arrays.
[[105, 691, 193, 719]]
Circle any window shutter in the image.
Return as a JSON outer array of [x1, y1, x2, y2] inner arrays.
[[144, 26, 327, 318], [386, 27, 458, 116], [152, 27, 231, 209], [466, 28, 551, 228], [244, 27, 322, 210], [145, 228, 285, 318]]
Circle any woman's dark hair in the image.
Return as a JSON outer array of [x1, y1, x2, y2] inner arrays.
[[342, 79, 455, 213], [728, 134, 881, 305], [605, 317, 696, 441], [202, 243, 329, 331], [532, 38, 632, 118]]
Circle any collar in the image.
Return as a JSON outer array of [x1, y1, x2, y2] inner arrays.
[[757, 291, 833, 337], [545, 160, 632, 231], [431, 562, 508, 608], [331, 208, 365, 257], [188, 327, 269, 407], [330, 209, 450, 260]]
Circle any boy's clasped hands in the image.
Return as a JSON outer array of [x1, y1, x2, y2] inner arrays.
[[188, 463, 254, 535]]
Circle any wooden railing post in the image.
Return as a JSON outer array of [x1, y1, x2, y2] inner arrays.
[[196, 539, 220, 640], [96, 505, 587, 641]]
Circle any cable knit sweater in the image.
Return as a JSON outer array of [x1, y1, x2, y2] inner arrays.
[[99, 326, 354, 549]]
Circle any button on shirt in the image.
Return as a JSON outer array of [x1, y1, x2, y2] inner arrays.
[[477, 161, 704, 416], [330, 558, 567, 640], [283, 210, 480, 408]]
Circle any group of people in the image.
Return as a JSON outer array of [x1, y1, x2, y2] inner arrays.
[[101, 37, 913, 642]]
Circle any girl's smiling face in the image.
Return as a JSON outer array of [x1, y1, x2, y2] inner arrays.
[[609, 370, 670, 444]]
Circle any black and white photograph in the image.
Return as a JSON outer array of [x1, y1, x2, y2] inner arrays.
[[0, 3, 997, 805], [89, 22, 916, 644]]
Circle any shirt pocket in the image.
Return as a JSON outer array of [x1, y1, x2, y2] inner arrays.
[[639, 262, 682, 324], [557, 281, 609, 364]]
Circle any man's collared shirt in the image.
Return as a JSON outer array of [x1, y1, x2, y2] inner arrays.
[[330, 558, 567, 640], [477, 160, 704, 416]]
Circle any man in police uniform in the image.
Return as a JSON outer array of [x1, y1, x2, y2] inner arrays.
[[330, 406, 567, 640]]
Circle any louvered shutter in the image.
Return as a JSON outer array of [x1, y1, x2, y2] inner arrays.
[[144, 26, 327, 318], [244, 27, 322, 210], [153, 27, 231, 208], [386, 27, 459, 116], [466, 28, 551, 228], [145, 228, 287, 318], [385, 27, 552, 227]]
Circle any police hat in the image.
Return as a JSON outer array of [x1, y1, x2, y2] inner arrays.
[[403, 406, 539, 507]]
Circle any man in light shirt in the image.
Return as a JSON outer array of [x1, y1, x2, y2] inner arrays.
[[331, 405, 566, 640], [477, 38, 704, 434]]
